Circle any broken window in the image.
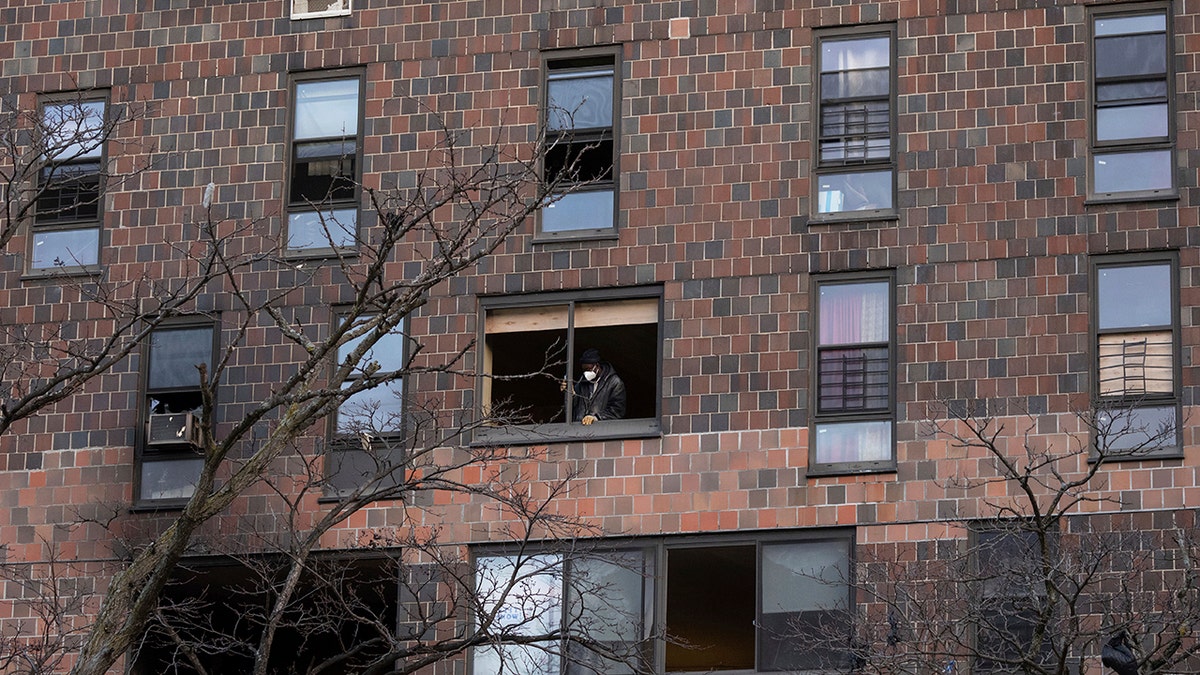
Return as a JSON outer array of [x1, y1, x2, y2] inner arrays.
[[1092, 256, 1180, 457], [478, 290, 660, 442]]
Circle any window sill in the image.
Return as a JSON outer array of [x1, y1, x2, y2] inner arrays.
[[806, 462, 897, 479], [129, 499, 190, 513], [471, 418, 661, 446], [1084, 190, 1179, 206], [282, 246, 358, 261], [532, 228, 620, 245], [1090, 449, 1183, 463], [22, 264, 102, 281], [290, 8, 351, 19], [808, 211, 899, 226]]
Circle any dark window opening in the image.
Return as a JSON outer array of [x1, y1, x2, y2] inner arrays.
[[483, 297, 658, 427], [666, 545, 756, 672], [36, 161, 102, 224], [131, 557, 398, 674]]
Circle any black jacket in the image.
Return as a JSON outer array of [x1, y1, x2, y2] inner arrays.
[[571, 363, 627, 422]]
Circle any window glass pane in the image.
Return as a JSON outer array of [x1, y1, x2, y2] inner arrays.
[[1097, 80, 1167, 102], [474, 554, 563, 675], [1093, 150, 1172, 194], [541, 189, 614, 232], [1095, 13, 1166, 37], [1096, 405, 1177, 454], [814, 420, 892, 464], [565, 551, 648, 674], [338, 323, 407, 374], [1095, 34, 1166, 79], [1097, 264, 1171, 329], [43, 101, 105, 159], [294, 79, 359, 140], [140, 457, 202, 500], [820, 68, 889, 100], [762, 540, 849, 613], [325, 443, 403, 494], [287, 208, 357, 249], [547, 69, 613, 131], [817, 170, 892, 213], [759, 540, 852, 671], [31, 227, 99, 268], [337, 380, 404, 434], [1097, 104, 1168, 141], [149, 327, 213, 391], [821, 36, 890, 72], [819, 282, 889, 345], [37, 160, 102, 224]]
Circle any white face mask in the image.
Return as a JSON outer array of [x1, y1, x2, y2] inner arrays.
[[583, 369, 598, 382]]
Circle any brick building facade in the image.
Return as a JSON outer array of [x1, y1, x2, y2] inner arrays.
[[1, 0, 1199, 673]]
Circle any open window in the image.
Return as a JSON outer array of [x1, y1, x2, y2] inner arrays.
[[1091, 255, 1180, 458], [131, 555, 397, 674], [326, 314, 409, 497], [476, 289, 661, 444], [32, 96, 107, 271], [137, 323, 214, 504]]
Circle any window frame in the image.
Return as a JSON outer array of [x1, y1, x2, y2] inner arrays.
[[812, 26, 898, 221], [30, 92, 109, 274], [969, 523, 1059, 674], [470, 529, 854, 675], [809, 271, 897, 475], [537, 45, 621, 242], [285, 69, 365, 256], [289, 0, 351, 20], [1087, 3, 1177, 202], [323, 311, 410, 498], [473, 286, 663, 446], [1090, 252, 1182, 459], [134, 319, 217, 507]]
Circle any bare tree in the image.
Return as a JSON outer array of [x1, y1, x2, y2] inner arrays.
[[834, 400, 1200, 675]]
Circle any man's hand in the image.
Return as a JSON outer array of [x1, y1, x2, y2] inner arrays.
[[581, 415, 598, 425]]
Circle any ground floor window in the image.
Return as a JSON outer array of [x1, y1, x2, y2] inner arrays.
[[473, 531, 853, 674]]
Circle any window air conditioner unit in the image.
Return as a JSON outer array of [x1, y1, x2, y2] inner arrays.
[[147, 412, 203, 449]]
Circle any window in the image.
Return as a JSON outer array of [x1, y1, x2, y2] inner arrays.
[[814, 30, 895, 217], [138, 323, 213, 503], [287, 73, 362, 252], [811, 274, 895, 473], [32, 97, 106, 270], [477, 289, 660, 444], [1092, 256, 1180, 457], [473, 532, 852, 675], [290, 0, 350, 19], [1090, 6, 1174, 198], [541, 49, 619, 237], [972, 525, 1057, 673], [132, 556, 397, 674], [326, 315, 408, 495]]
